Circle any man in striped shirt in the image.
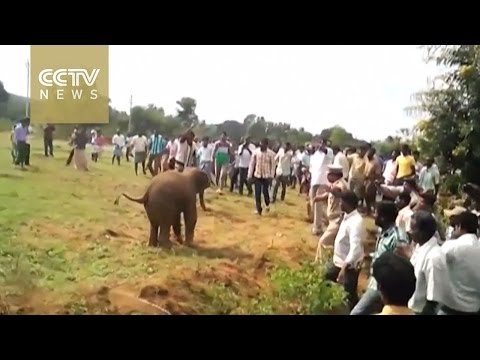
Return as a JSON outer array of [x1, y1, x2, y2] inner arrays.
[[147, 130, 167, 176], [248, 138, 276, 215]]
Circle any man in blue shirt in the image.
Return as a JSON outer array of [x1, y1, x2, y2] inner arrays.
[[147, 129, 166, 176]]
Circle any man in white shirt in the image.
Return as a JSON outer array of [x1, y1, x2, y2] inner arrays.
[[130, 131, 148, 175], [418, 158, 440, 195], [174, 130, 195, 172], [111, 129, 126, 166], [298, 145, 312, 195], [332, 146, 350, 181], [325, 190, 365, 310], [309, 139, 334, 235], [166, 138, 178, 170], [382, 150, 400, 186], [438, 211, 480, 315], [395, 192, 413, 236], [197, 137, 215, 183], [291, 147, 302, 189], [237, 138, 255, 196], [408, 211, 446, 315], [272, 142, 293, 203]]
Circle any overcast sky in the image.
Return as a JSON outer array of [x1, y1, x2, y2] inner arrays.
[[0, 45, 441, 140]]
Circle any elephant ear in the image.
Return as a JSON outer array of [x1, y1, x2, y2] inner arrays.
[[193, 169, 210, 192]]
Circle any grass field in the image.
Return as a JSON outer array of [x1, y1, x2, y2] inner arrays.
[[0, 133, 376, 314]]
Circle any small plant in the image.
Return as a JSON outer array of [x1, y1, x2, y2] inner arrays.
[[203, 262, 347, 315], [206, 283, 241, 314], [270, 262, 347, 314], [66, 300, 89, 315]]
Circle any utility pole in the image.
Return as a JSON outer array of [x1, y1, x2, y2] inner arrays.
[[128, 95, 133, 133], [25, 59, 30, 117]]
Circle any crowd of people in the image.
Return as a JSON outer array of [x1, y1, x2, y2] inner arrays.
[[299, 141, 480, 316], [9, 119, 480, 315]]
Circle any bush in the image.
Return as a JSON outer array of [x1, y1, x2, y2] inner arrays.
[[205, 262, 347, 315], [268, 263, 347, 314], [441, 173, 463, 196]]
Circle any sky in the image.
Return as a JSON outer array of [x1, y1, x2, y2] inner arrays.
[[0, 45, 442, 140]]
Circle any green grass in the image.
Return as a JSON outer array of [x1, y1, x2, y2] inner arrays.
[[0, 132, 354, 314], [0, 133, 373, 314]]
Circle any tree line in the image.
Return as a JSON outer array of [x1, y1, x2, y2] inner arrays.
[[3, 45, 479, 189], [0, 84, 371, 149]]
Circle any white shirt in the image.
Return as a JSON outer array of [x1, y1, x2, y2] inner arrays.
[[441, 233, 480, 312], [275, 148, 294, 176], [333, 210, 365, 268], [175, 139, 193, 165], [383, 159, 396, 185], [112, 134, 126, 147], [333, 151, 350, 179], [408, 237, 446, 313], [238, 144, 256, 168], [131, 135, 148, 153], [167, 140, 178, 159], [197, 144, 214, 162], [396, 206, 414, 234], [310, 148, 334, 186], [300, 151, 310, 168], [446, 226, 455, 241]]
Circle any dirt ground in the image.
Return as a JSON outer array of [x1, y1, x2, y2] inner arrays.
[[0, 134, 377, 314]]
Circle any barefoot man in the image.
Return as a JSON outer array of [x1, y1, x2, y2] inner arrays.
[[314, 165, 348, 261]]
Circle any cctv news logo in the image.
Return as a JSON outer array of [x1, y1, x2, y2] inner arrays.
[[38, 68, 100, 100]]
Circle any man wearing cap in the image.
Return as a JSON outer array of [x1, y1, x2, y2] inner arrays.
[[314, 164, 348, 261], [325, 190, 365, 310]]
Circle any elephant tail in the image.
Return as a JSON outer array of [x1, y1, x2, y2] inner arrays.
[[114, 192, 147, 205]]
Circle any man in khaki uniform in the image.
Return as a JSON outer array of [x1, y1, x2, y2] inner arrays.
[[364, 148, 382, 215], [348, 146, 367, 204], [314, 165, 349, 262]]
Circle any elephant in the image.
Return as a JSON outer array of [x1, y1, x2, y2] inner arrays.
[[115, 168, 210, 248]]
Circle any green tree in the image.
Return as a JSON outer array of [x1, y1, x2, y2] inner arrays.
[[329, 126, 350, 147], [0, 81, 9, 103], [409, 45, 480, 183], [175, 97, 199, 128]]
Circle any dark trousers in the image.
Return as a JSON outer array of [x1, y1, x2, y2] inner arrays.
[[147, 154, 161, 176], [230, 167, 240, 192], [254, 178, 270, 214], [438, 305, 480, 315], [272, 175, 288, 202], [15, 141, 28, 166], [325, 263, 360, 310], [238, 168, 252, 195], [44, 137, 53, 156], [25, 143, 30, 165], [66, 148, 75, 165]]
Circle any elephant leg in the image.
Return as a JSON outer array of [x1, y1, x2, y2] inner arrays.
[[184, 204, 198, 247], [148, 223, 159, 247], [172, 211, 183, 244], [158, 224, 173, 249]]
